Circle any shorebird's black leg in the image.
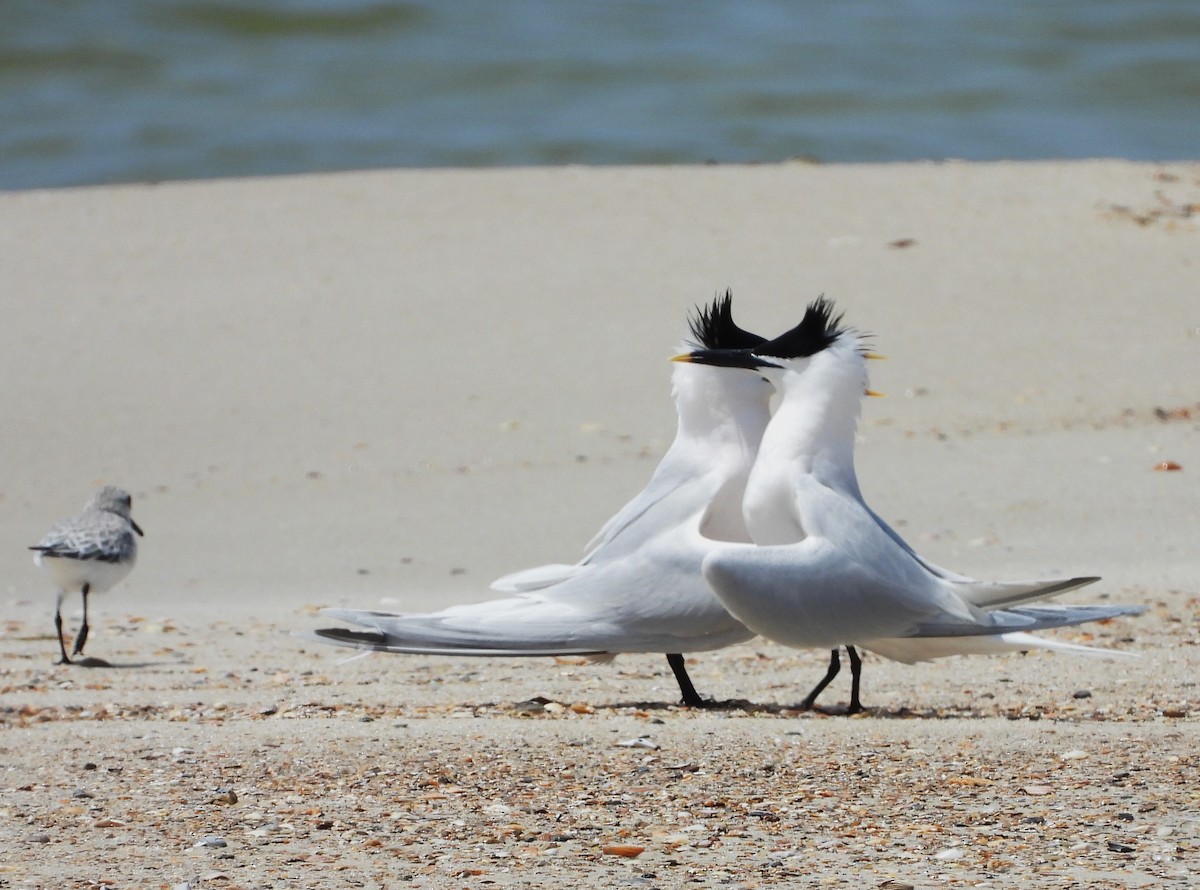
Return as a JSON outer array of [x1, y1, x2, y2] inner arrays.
[[846, 645, 864, 714], [70, 584, 90, 657], [666, 653, 706, 707], [799, 648, 841, 710], [54, 593, 71, 665]]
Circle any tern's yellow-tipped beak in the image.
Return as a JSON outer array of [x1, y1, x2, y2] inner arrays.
[[865, 389, 886, 398], [670, 353, 693, 363], [864, 352, 887, 360]]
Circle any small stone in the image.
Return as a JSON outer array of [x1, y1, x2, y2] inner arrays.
[[934, 847, 964, 861], [1072, 690, 1092, 699], [1061, 750, 1089, 760], [25, 832, 51, 844], [1107, 841, 1136, 853], [601, 843, 645, 858], [878, 881, 916, 890], [195, 836, 228, 848], [72, 788, 94, 799]]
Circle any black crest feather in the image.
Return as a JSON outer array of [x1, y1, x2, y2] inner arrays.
[[687, 290, 767, 351], [756, 296, 846, 359]]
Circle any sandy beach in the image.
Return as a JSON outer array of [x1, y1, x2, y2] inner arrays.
[[1, 160, 1198, 887]]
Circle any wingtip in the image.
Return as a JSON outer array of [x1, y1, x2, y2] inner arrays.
[[306, 626, 390, 650], [1053, 576, 1103, 595]]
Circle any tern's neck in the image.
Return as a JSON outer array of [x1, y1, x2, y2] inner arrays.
[[671, 365, 771, 454], [742, 345, 867, 544], [761, 345, 867, 491], [669, 365, 773, 542]]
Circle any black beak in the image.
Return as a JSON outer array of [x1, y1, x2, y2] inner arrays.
[[671, 349, 781, 370], [131, 520, 145, 537]]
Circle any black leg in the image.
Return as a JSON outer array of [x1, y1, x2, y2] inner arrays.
[[54, 594, 71, 665], [846, 646, 864, 714], [799, 648, 841, 710], [70, 584, 90, 657], [666, 653, 706, 707]]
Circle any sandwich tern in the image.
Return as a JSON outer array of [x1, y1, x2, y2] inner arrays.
[[30, 486, 144, 665], [311, 293, 771, 705], [684, 298, 1141, 712]]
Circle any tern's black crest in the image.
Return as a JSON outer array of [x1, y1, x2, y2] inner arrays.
[[757, 296, 846, 359], [687, 290, 767, 351]]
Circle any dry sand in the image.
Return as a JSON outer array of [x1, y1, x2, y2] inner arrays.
[[1, 160, 1198, 887]]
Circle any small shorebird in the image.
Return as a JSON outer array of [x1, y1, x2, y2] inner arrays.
[[30, 486, 144, 665]]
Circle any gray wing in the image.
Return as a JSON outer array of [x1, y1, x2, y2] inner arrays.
[[580, 450, 709, 562], [908, 602, 1146, 637], [312, 516, 756, 657], [301, 625, 608, 657], [702, 537, 962, 649], [31, 513, 135, 563]]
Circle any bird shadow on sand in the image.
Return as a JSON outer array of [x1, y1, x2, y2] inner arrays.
[[59, 656, 180, 670], [591, 699, 991, 719], [594, 698, 766, 713]]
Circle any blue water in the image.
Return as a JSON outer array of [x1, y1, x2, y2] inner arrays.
[[3, 1, 1199, 189]]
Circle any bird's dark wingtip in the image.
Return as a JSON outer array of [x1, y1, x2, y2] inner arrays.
[[310, 627, 389, 649]]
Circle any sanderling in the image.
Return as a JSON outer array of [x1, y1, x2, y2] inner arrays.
[[30, 486, 144, 665]]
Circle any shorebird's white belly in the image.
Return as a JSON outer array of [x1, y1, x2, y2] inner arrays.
[[35, 553, 134, 594]]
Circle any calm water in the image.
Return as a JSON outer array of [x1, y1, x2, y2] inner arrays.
[[3, 1, 1199, 189]]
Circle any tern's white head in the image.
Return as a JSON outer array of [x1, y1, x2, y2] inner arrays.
[[671, 290, 775, 439], [751, 297, 874, 408]]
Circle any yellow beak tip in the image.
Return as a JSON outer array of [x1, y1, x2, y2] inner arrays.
[[670, 353, 693, 363], [865, 389, 886, 398]]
